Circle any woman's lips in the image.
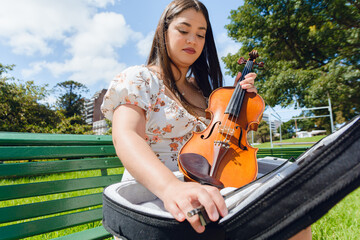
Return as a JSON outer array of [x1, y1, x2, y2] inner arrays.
[[183, 48, 196, 54]]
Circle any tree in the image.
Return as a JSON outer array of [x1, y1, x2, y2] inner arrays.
[[223, 0, 360, 130], [279, 120, 296, 139], [0, 64, 59, 132], [279, 117, 321, 140], [51, 112, 93, 134], [54, 80, 89, 119], [104, 118, 112, 135], [1, 63, 93, 134], [248, 120, 271, 143]]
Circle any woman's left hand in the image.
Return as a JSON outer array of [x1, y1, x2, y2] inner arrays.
[[233, 72, 257, 93]]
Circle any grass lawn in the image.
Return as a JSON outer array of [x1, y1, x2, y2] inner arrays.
[[254, 135, 327, 148], [312, 187, 360, 239], [0, 168, 122, 240], [255, 135, 360, 239], [1, 153, 359, 239]]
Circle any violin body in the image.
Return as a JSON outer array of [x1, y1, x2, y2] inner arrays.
[[179, 87, 264, 188], [178, 50, 265, 189]]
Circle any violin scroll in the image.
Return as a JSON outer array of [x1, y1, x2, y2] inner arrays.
[[237, 50, 264, 68], [248, 50, 259, 59]]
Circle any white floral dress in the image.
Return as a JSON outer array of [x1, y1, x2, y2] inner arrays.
[[101, 65, 206, 181]]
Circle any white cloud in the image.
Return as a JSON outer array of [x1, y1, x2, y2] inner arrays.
[[137, 31, 154, 57], [40, 11, 142, 86], [68, 12, 141, 59], [9, 33, 52, 56], [216, 32, 241, 58], [45, 56, 127, 86], [7, 0, 143, 87], [22, 61, 46, 78], [0, 0, 92, 56], [87, 0, 116, 8]]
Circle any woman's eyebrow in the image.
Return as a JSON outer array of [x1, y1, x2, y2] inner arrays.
[[178, 22, 207, 31]]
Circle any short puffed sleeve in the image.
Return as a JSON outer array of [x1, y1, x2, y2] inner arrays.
[[101, 65, 161, 121]]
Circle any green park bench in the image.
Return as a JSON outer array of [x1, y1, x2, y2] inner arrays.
[[0, 132, 308, 239], [257, 147, 309, 159], [0, 132, 123, 240]]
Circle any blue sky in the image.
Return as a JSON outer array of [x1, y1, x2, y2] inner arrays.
[[0, 0, 301, 120], [0, 0, 242, 98]]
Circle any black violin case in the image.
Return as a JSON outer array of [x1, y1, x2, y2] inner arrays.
[[102, 116, 360, 240]]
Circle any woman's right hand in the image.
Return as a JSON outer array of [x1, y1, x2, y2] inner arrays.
[[160, 180, 228, 233]]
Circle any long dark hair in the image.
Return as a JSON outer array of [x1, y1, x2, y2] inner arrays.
[[147, 0, 223, 113]]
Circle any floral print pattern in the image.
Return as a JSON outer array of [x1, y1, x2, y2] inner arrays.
[[101, 65, 206, 180]]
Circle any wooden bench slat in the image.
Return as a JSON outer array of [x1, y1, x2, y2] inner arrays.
[[0, 157, 122, 178], [0, 193, 103, 224], [54, 226, 112, 240], [0, 175, 122, 201], [0, 208, 104, 240], [0, 145, 117, 161], [0, 132, 113, 146]]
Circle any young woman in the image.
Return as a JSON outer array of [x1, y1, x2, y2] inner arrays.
[[102, 0, 311, 238]]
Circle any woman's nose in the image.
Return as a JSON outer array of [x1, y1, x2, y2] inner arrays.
[[186, 34, 196, 44]]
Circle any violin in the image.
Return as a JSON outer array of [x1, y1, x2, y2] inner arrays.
[[178, 50, 265, 189]]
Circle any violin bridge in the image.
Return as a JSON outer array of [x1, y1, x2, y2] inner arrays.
[[218, 126, 235, 137], [209, 141, 230, 177]]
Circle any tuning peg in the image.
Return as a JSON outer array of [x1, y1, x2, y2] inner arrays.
[[237, 55, 264, 67], [256, 62, 264, 68], [237, 57, 247, 65]]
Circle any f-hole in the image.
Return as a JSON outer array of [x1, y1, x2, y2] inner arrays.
[[237, 127, 248, 150], [201, 121, 221, 140]]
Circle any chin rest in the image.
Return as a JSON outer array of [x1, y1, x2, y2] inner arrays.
[[178, 153, 224, 189]]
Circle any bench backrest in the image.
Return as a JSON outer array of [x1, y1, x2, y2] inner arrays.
[[257, 147, 308, 159], [0, 132, 123, 240]]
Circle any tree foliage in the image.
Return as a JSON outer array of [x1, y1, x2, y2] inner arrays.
[[247, 120, 271, 143], [223, 0, 360, 129], [0, 63, 93, 134], [50, 113, 93, 134], [279, 117, 323, 139], [54, 80, 89, 119], [0, 64, 59, 132]]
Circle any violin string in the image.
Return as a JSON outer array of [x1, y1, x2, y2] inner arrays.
[[223, 86, 241, 143], [224, 81, 243, 142], [224, 62, 252, 145], [209, 58, 255, 179], [214, 60, 253, 152]]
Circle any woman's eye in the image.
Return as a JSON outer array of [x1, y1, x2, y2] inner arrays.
[[178, 29, 188, 34], [197, 34, 205, 39]]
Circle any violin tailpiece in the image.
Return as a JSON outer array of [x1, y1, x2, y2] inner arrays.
[[210, 141, 230, 177]]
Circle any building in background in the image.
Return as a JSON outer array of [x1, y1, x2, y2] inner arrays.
[[84, 89, 108, 135], [296, 130, 326, 138], [84, 100, 94, 125], [262, 113, 281, 133]]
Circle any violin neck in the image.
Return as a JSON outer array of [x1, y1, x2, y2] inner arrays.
[[225, 60, 255, 117]]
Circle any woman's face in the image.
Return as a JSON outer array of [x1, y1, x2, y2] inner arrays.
[[166, 8, 207, 69]]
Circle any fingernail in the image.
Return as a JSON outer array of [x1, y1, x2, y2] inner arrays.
[[212, 211, 219, 220], [197, 225, 205, 233], [177, 213, 185, 221]]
